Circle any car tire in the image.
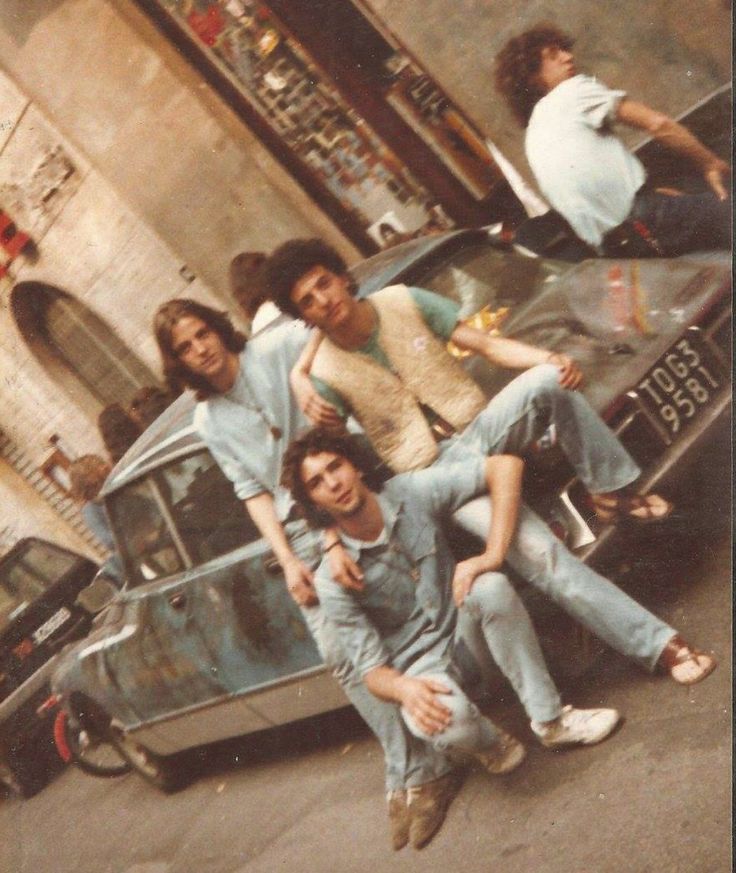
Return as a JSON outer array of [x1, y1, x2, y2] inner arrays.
[[108, 724, 186, 793], [54, 709, 131, 778]]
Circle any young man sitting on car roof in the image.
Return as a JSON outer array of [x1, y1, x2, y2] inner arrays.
[[494, 24, 731, 258], [153, 297, 462, 851], [263, 236, 716, 687]]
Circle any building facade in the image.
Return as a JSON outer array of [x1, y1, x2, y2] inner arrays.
[[0, 0, 729, 554]]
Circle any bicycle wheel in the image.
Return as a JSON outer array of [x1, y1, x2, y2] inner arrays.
[[54, 709, 131, 778]]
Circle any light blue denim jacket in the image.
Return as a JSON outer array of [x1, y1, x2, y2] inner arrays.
[[313, 458, 487, 678]]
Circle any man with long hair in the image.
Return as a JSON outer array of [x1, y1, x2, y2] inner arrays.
[[494, 24, 730, 257], [153, 297, 459, 851]]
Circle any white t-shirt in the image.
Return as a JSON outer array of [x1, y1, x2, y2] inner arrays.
[[525, 75, 646, 248], [251, 301, 286, 334]]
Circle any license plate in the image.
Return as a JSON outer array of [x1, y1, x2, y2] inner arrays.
[[635, 332, 725, 438], [32, 607, 71, 645]]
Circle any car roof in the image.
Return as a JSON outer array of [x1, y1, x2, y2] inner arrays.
[[352, 227, 500, 296], [101, 392, 202, 496], [0, 536, 85, 565]]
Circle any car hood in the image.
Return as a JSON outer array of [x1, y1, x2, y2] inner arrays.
[[486, 256, 730, 414]]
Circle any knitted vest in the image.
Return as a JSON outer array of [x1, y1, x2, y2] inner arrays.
[[311, 285, 486, 472]]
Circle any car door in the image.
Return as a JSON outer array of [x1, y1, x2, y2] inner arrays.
[[101, 451, 325, 745]]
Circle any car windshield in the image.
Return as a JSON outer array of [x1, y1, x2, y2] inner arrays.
[[108, 450, 259, 587], [414, 242, 564, 319], [0, 541, 79, 628]]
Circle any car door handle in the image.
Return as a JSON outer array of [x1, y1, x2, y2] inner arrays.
[[168, 592, 187, 610], [263, 554, 283, 576]]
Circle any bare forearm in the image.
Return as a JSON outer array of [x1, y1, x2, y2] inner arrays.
[[450, 324, 549, 369], [293, 329, 323, 377], [244, 492, 294, 565], [617, 99, 729, 197], [364, 665, 406, 704], [651, 117, 722, 173]]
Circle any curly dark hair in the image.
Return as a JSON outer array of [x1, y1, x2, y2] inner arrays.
[[281, 428, 373, 528], [263, 238, 357, 320], [153, 298, 247, 399], [494, 24, 575, 127]]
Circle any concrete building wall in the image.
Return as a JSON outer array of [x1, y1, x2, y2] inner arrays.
[[0, 462, 95, 558], [0, 68, 215, 460], [0, 0, 358, 553], [0, 0, 357, 303], [365, 0, 731, 181], [0, 67, 225, 551]]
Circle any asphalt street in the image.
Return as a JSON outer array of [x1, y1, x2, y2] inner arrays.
[[0, 431, 731, 873]]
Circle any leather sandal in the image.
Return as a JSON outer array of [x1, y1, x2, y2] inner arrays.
[[591, 492, 674, 525], [658, 636, 717, 685]]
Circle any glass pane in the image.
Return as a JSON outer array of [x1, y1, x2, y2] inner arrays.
[[0, 542, 78, 627], [20, 541, 79, 585], [161, 452, 259, 564], [157, 0, 450, 242], [107, 479, 185, 587]]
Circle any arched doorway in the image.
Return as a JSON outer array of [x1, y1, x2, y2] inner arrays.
[[11, 282, 159, 416]]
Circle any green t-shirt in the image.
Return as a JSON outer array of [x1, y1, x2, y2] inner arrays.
[[310, 287, 460, 419]]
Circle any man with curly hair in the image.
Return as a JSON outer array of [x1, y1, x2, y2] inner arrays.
[[494, 24, 730, 256]]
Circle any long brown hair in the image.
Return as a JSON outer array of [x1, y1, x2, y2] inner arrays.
[[153, 298, 247, 399]]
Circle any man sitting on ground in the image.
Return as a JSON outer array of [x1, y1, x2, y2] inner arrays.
[[282, 429, 713, 844]]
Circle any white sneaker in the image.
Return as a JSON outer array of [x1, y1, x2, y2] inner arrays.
[[531, 705, 620, 748]]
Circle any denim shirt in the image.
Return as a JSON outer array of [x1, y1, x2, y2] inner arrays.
[[194, 320, 312, 516], [313, 458, 486, 678]]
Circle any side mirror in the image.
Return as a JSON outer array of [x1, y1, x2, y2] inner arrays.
[[76, 571, 119, 615]]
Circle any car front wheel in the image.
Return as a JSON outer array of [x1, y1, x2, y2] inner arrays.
[[108, 724, 185, 793]]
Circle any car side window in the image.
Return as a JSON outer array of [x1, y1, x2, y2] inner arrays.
[[108, 479, 185, 587], [161, 452, 260, 565], [0, 542, 78, 623]]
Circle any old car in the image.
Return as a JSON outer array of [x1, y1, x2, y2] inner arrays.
[[50, 220, 730, 793], [0, 537, 100, 796]]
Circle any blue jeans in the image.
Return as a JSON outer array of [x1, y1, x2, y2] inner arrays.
[[401, 661, 501, 755], [439, 365, 675, 714], [605, 188, 731, 257], [452, 498, 676, 678], [441, 363, 641, 494], [300, 602, 454, 791]]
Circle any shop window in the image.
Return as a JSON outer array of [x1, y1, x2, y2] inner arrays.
[[10, 282, 157, 409]]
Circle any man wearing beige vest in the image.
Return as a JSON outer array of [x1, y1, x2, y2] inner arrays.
[[263, 237, 715, 691]]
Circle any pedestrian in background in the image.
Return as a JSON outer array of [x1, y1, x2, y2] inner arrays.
[[97, 403, 141, 465], [229, 251, 284, 334], [129, 385, 174, 431]]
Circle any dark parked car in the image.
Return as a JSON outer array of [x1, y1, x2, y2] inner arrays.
[[51, 221, 730, 792], [0, 537, 99, 796]]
